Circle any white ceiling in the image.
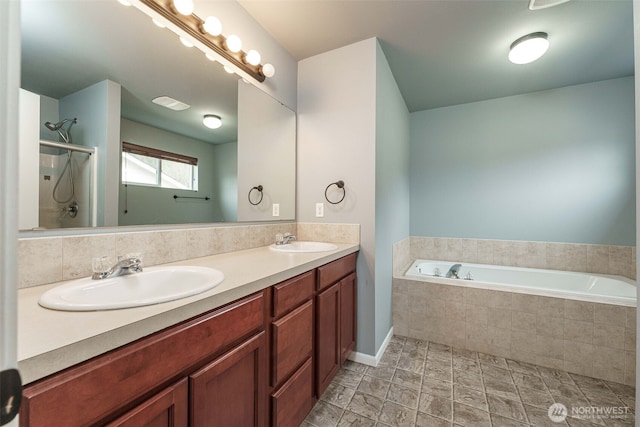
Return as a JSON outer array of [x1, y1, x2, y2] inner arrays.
[[238, 0, 634, 112], [21, 0, 240, 144], [21, 0, 634, 141]]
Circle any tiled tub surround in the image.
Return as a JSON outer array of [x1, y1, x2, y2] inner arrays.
[[400, 237, 636, 281], [304, 336, 635, 427], [393, 278, 636, 386], [18, 222, 360, 289]]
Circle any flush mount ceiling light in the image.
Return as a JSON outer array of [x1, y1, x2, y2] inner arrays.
[[508, 32, 549, 64], [203, 114, 222, 129], [152, 96, 190, 111]]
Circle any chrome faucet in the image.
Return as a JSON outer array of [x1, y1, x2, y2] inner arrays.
[[446, 263, 462, 279], [276, 233, 297, 245], [92, 256, 143, 280]]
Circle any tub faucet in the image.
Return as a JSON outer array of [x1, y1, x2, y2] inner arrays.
[[92, 256, 143, 280], [446, 263, 462, 279]]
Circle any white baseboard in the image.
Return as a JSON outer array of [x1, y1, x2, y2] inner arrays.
[[347, 327, 394, 367]]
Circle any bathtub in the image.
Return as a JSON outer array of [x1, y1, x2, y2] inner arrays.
[[405, 260, 636, 307]]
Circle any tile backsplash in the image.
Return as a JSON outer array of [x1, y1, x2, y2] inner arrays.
[[18, 222, 361, 289], [409, 237, 636, 280]]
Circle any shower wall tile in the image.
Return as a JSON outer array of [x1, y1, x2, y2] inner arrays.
[[18, 222, 298, 289], [392, 237, 411, 277], [392, 278, 636, 386], [408, 236, 635, 279]]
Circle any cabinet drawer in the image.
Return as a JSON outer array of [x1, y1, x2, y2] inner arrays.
[[271, 300, 313, 387], [20, 291, 265, 427], [317, 253, 357, 291], [272, 271, 314, 318], [271, 358, 314, 427]]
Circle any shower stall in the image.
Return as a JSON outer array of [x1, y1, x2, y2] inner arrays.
[[38, 140, 97, 229]]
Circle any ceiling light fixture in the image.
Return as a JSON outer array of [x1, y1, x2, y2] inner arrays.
[[203, 114, 222, 129], [509, 32, 549, 64], [136, 0, 274, 82]]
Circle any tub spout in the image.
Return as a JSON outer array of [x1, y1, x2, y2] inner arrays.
[[446, 263, 462, 279]]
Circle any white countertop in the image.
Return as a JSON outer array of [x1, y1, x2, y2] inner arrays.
[[18, 243, 359, 384]]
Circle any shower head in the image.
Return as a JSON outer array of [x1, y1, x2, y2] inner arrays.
[[44, 118, 77, 131], [44, 118, 77, 144]]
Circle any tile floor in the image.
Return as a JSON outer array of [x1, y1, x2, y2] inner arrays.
[[303, 336, 636, 427]]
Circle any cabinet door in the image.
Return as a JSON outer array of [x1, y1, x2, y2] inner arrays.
[[105, 379, 188, 427], [190, 332, 266, 427], [315, 282, 340, 397], [340, 273, 357, 364]]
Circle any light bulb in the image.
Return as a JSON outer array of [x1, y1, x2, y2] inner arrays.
[[180, 37, 194, 48], [203, 115, 222, 129], [223, 65, 235, 74], [262, 63, 275, 78], [117, 0, 131, 6], [226, 35, 242, 53], [206, 53, 217, 62], [203, 16, 222, 36], [245, 50, 261, 66], [508, 32, 549, 65], [173, 0, 193, 15], [152, 18, 165, 28]]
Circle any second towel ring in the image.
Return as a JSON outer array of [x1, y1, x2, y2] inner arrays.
[[248, 185, 264, 205], [324, 180, 346, 205]]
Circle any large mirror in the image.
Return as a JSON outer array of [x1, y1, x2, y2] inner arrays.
[[18, 0, 295, 232]]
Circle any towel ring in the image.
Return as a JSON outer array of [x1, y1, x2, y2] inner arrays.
[[248, 185, 264, 205], [324, 180, 346, 205]]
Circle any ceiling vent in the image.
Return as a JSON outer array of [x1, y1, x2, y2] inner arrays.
[[529, 0, 570, 10], [152, 96, 190, 111]]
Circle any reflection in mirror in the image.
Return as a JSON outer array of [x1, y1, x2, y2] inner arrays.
[[237, 82, 296, 221], [18, 0, 295, 232]]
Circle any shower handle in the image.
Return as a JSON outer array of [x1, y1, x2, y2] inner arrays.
[[65, 201, 79, 218]]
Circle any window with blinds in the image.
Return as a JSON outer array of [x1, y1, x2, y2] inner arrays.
[[121, 142, 198, 190]]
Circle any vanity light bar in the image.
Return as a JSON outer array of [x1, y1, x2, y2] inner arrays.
[[138, 0, 266, 82]]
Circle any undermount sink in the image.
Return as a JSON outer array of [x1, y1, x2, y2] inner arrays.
[[269, 241, 338, 253], [38, 266, 224, 311]]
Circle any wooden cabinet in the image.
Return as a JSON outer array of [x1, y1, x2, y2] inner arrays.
[[20, 252, 358, 427], [340, 272, 357, 364], [20, 292, 265, 427], [190, 333, 266, 427], [315, 254, 357, 396], [269, 272, 315, 427], [105, 379, 188, 427], [315, 282, 341, 396]]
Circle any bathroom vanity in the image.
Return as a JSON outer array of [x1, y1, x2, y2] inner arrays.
[[17, 247, 357, 427]]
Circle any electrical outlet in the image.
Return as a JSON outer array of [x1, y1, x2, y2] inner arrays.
[[315, 203, 324, 217], [272, 203, 280, 217]]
